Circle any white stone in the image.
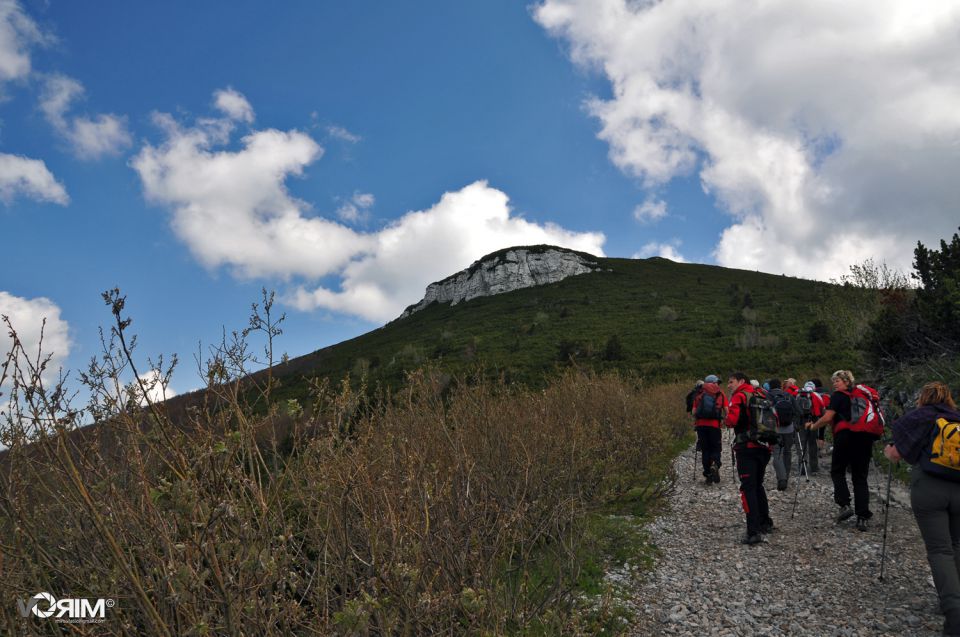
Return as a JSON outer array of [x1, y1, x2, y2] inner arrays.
[[399, 247, 600, 319]]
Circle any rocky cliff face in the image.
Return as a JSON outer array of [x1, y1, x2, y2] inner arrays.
[[400, 246, 601, 318]]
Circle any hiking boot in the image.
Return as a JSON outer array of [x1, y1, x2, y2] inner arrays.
[[759, 520, 776, 534], [777, 479, 788, 491], [740, 532, 763, 546], [710, 464, 721, 483], [835, 505, 854, 524], [856, 517, 868, 532]]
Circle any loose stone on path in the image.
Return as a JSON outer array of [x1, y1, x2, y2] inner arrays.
[[627, 441, 944, 636]]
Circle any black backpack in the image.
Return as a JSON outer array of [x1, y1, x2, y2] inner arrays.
[[744, 389, 780, 443], [796, 390, 815, 418], [768, 388, 796, 427], [694, 389, 723, 420]]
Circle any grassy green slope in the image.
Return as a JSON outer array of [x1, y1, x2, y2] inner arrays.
[[264, 253, 854, 404]]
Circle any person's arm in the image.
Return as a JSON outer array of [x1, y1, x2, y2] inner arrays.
[[807, 409, 836, 431], [725, 393, 740, 429]]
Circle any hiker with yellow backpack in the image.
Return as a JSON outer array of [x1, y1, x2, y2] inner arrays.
[[885, 382, 960, 637]]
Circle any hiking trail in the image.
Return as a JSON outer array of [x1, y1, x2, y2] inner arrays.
[[624, 440, 943, 636]]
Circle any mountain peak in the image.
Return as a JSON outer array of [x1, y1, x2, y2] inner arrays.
[[399, 245, 601, 319]]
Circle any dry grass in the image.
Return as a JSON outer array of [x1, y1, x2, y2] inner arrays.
[[0, 295, 687, 636]]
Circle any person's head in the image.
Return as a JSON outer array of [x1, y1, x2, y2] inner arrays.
[[803, 381, 816, 392], [811, 377, 823, 389], [831, 370, 855, 391], [705, 374, 720, 384], [785, 377, 797, 387], [695, 379, 704, 388], [918, 382, 957, 409], [750, 379, 760, 388], [728, 372, 749, 391], [768, 378, 782, 390]]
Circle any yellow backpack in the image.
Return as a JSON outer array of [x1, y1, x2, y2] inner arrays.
[[923, 417, 960, 481]]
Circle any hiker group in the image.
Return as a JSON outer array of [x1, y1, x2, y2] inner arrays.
[[688, 372, 960, 636], [688, 372, 850, 544]]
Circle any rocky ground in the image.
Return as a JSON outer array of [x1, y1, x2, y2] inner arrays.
[[625, 439, 945, 636]]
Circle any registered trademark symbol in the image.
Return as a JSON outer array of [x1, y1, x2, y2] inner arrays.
[[106, 599, 116, 608]]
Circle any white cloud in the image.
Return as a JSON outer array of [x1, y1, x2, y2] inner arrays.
[[336, 191, 375, 223], [133, 369, 177, 406], [0, 291, 71, 392], [133, 89, 605, 322], [290, 181, 606, 321], [39, 74, 132, 160], [633, 240, 687, 263], [0, 0, 49, 90], [0, 152, 68, 204], [535, 0, 960, 280], [214, 87, 254, 123], [633, 197, 667, 223], [327, 125, 361, 143]]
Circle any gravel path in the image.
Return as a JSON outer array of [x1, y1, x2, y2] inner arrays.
[[627, 439, 945, 636]]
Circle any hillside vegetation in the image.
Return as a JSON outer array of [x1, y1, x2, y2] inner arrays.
[[262, 255, 858, 407], [0, 249, 881, 635]]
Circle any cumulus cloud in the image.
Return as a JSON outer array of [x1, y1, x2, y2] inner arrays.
[[133, 369, 177, 406], [133, 89, 605, 322], [214, 87, 254, 123], [535, 0, 960, 279], [39, 74, 132, 159], [290, 181, 606, 321], [0, 152, 68, 204], [633, 240, 687, 263], [0, 0, 49, 90], [633, 197, 667, 223], [336, 191, 375, 223], [0, 291, 71, 392]]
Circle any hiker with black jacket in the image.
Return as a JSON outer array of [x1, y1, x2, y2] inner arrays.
[[767, 378, 798, 490], [686, 380, 704, 413], [692, 374, 727, 483], [726, 372, 774, 545], [885, 381, 960, 637], [806, 370, 875, 531]]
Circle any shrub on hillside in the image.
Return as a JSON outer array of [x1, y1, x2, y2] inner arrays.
[[0, 301, 688, 635]]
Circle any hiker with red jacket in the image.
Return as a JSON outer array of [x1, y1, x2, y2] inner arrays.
[[692, 374, 727, 484], [726, 372, 774, 545], [806, 369, 878, 531], [797, 381, 826, 475], [784, 378, 800, 396]]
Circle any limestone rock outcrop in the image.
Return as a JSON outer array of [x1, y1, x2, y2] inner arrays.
[[400, 246, 600, 319]]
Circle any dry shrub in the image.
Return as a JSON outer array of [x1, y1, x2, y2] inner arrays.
[[0, 302, 687, 635]]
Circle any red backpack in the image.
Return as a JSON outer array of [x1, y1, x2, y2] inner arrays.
[[845, 384, 885, 438]]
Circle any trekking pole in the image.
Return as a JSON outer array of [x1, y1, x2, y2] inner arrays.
[[693, 438, 700, 482], [879, 454, 894, 581], [791, 428, 811, 519], [796, 429, 809, 481]]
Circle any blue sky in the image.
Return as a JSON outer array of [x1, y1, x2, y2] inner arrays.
[[2, 0, 960, 400]]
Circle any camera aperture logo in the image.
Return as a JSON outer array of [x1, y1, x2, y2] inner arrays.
[[17, 592, 115, 624]]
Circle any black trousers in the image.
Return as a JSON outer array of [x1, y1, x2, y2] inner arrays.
[[831, 429, 875, 519], [696, 426, 722, 475], [735, 445, 772, 535]]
